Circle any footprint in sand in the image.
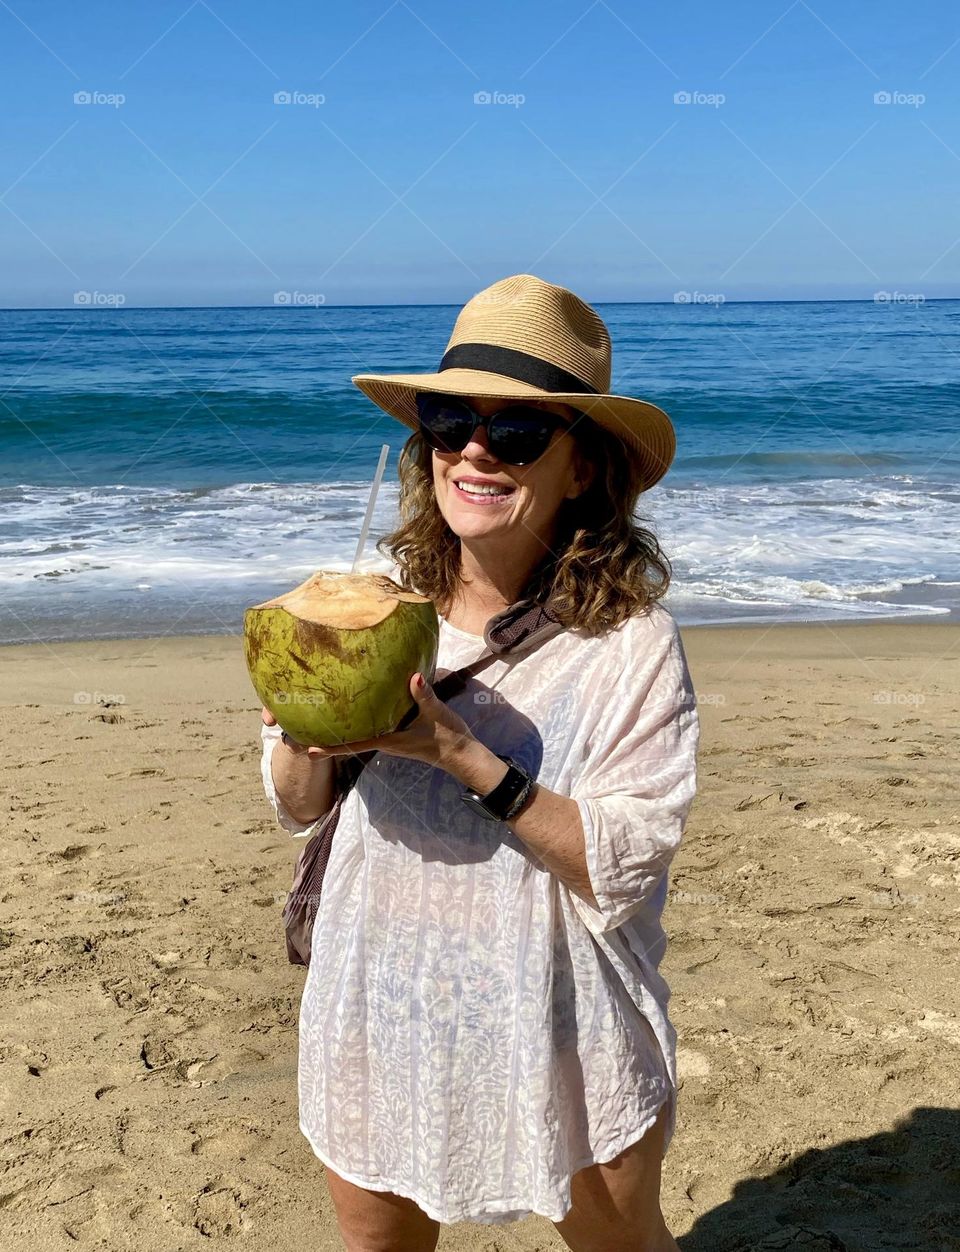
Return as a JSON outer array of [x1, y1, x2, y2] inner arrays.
[[239, 821, 276, 836], [188, 1116, 267, 1159], [137, 1033, 261, 1086], [102, 975, 156, 1012], [47, 843, 96, 862], [734, 791, 806, 811], [191, 1174, 255, 1237]]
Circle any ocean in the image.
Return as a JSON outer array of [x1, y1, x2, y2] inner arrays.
[[1, 300, 958, 644]]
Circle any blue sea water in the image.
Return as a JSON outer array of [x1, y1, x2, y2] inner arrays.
[[1, 300, 959, 644]]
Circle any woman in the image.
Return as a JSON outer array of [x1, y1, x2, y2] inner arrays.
[[259, 274, 699, 1251]]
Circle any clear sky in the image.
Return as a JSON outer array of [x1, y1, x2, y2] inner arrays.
[[1, 0, 958, 306]]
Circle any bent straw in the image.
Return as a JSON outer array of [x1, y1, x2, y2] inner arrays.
[[351, 443, 390, 573]]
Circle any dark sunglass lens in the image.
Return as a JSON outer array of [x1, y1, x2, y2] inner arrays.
[[416, 395, 474, 452], [488, 408, 560, 464]]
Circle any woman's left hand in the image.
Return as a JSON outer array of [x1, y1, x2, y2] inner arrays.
[[310, 672, 477, 772]]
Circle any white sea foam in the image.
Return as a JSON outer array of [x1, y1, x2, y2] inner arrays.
[[643, 473, 958, 619], [1, 474, 957, 634]]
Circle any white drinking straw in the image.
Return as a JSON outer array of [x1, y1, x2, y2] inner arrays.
[[351, 443, 391, 573]]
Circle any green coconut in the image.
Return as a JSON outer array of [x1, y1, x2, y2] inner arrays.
[[244, 571, 439, 747]]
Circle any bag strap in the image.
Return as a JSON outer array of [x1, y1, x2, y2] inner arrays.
[[334, 615, 565, 793]]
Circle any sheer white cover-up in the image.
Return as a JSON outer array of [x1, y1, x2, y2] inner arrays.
[[259, 601, 699, 1225]]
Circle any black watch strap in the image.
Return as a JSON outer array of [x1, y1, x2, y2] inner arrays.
[[281, 729, 309, 753], [462, 755, 533, 821]]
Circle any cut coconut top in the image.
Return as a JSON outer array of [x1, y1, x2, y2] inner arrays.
[[249, 570, 433, 628]]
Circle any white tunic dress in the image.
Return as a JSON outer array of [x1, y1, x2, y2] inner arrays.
[[259, 601, 699, 1225]]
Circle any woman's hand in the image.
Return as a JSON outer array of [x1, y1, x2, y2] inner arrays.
[[261, 706, 329, 760], [304, 673, 478, 772]]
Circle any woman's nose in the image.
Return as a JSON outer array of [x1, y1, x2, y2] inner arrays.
[[460, 422, 498, 461]]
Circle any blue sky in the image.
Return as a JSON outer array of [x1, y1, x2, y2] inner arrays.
[[1, 0, 958, 306]]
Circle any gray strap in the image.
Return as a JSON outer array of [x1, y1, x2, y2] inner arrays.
[[348, 617, 565, 780]]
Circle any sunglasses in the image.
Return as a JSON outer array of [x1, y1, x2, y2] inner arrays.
[[415, 392, 576, 466]]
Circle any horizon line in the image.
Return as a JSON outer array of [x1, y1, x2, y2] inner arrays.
[[0, 294, 957, 313]]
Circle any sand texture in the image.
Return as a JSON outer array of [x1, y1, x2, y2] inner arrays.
[[0, 621, 957, 1251]]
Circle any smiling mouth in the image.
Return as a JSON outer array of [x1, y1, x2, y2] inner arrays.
[[452, 480, 516, 503]]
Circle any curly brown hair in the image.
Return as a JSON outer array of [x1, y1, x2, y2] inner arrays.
[[375, 414, 672, 637]]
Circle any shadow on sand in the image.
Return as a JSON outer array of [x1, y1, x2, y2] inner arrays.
[[678, 1105, 960, 1251]]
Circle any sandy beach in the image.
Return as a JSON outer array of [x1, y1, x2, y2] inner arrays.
[[1, 619, 957, 1251]]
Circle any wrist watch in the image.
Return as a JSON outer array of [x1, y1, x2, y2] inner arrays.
[[280, 729, 309, 754], [461, 754, 535, 822]]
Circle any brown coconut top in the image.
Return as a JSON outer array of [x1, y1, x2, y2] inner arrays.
[[249, 570, 433, 628]]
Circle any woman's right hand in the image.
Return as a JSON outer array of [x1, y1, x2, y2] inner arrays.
[[262, 706, 330, 760]]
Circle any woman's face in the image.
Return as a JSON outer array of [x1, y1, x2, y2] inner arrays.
[[431, 395, 593, 550]]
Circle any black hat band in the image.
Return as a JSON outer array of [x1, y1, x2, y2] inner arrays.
[[438, 342, 600, 396]]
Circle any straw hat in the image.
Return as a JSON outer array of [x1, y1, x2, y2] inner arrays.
[[351, 273, 676, 491]]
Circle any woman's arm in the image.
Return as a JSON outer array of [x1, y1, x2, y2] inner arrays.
[[442, 744, 598, 909], [443, 613, 699, 934], [271, 738, 338, 825], [260, 713, 338, 830]]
